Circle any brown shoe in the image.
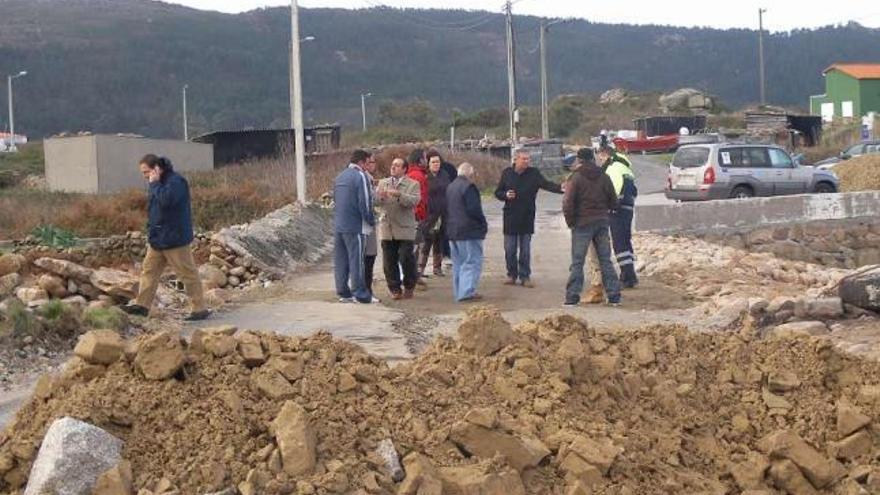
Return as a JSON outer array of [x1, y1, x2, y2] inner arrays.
[[583, 285, 605, 304], [521, 279, 535, 288], [403, 288, 415, 299], [503, 277, 517, 286]]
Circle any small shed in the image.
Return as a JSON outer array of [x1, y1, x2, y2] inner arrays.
[[193, 125, 341, 167], [44, 135, 213, 194], [745, 112, 823, 147], [810, 64, 880, 122]]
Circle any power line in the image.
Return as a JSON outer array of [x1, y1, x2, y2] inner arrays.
[[360, 1, 498, 30]]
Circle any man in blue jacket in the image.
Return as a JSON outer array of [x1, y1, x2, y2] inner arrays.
[[334, 149, 376, 304], [122, 155, 208, 320], [445, 162, 488, 302]]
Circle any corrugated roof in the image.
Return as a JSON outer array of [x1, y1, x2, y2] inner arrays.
[[823, 63, 880, 79]]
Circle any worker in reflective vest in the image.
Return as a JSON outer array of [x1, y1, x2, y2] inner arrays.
[[598, 145, 639, 288]]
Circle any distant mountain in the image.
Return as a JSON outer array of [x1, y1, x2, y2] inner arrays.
[[2, 0, 880, 139]]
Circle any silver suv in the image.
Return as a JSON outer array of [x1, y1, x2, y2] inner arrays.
[[665, 143, 839, 201]]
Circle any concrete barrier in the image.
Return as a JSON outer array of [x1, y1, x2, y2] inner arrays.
[[635, 191, 880, 233]]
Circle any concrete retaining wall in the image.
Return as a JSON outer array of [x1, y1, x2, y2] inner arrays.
[[635, 191, 880, 234]]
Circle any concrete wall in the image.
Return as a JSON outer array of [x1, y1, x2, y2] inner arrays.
[[635, 191, 880, 234], [44, 135, 213, 194], [44, 136, 98, 193], [95, 136, 213, 194]]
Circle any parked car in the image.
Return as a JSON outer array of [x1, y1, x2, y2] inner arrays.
[[665, 143, 839, 201], [815, 140, 880, 169]]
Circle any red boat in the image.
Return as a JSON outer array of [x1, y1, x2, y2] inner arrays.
[[612, 134, 679, 154]]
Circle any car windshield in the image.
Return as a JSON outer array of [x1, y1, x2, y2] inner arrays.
[[672, 147, 710, 168]]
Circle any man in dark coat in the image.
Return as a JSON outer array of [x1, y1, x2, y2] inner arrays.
[[494, 148, 562, 288], [122, 154, 208, 320], [445, 163, 488, 302]]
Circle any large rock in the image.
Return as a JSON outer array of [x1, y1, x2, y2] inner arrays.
[[0, 273, 21, 297], [566, 435, 624, 476], [439, 465, 526, 495], [0, 253, 26, 277], [134, 332, 185, 380], [89, 269, 138, 300], [758, 430, 845, 489], [237, 333, 266, 367], [38, 274, 69, 299], [24, 417, 123, 495], [272, 401, 317, 476], [74, 330, 125, 365], [796, 297, 844, 320], [449, 422, 549, 472], [457, 306, 513, 356], [837, 400, 871, 438], [33, 258, 93, 283], [199, 264, 227, 291], [16, 287, 48, 304], [839, 266, 880, 312], [768, 459, 819, 495], [766, 321, 829, 338]]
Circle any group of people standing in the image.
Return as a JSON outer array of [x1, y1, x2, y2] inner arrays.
[[332, 141, 640, 307]]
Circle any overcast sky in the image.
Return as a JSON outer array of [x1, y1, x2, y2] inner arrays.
[[165, 0, 880, 30]]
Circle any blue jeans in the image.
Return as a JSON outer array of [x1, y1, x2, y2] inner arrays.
[[334, 232, 371, 303], [450, 240, 483, 301], [503, 234, 532, 281], [566, 221, 621, 304]]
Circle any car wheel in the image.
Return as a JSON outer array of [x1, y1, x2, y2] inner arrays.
[[814, 182, 836, 194], [730, 185, 754, 199]]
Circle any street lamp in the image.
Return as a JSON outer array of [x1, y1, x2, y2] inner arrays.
[[182, 84, 189, 141], [6, 70, 27, 153], [361, 92, 372, 132]]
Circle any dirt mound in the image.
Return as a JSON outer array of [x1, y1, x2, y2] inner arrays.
[[834, 155, 880, 192], [2, 310, 880, 494]]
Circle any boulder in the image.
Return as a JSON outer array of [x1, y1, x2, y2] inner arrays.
[[237, 333, 266, 367], [796, 297, 844, 320], [134, 332, 185, 380], [839, 266, 880, 312], [767, 460, 819, 495], [23, 417, 123, 495], [272, 401, 317, 476], [457, 306, 513, 356], [837, 400, 872, 438], [16, 287, 48, 304], [38, 274, 68, 299], [566, 435, 624, 476], [0, 273, 21, 297], [766, 321, 829, 338], [33, 258, 93, 282], [74, 330, 125, 365], [439, 464, 526, 495], [90, 268, 138, 300], [375, 439, 404, 483], [0, 253, 26, 277], [199, 264, 227, 291], [449, 422, 549, 472], [829, 430, 873, 461], [758, 430, 845, 489]]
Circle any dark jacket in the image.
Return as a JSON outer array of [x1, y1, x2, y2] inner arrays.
[[445, 176, 488, 241], [333, 165, 375, 234], [441, 161, 458, 181], [494, 166, 562, 235], [562, 163, 619, 229], [426, 169, 452, 230], [147, 170, 194, 250]]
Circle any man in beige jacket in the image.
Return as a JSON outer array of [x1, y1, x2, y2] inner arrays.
[[377, 158, 422, 300]]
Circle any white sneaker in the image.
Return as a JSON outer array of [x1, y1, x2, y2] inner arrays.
[[338, 297, 354, 303], [371, 296, 381, 303]]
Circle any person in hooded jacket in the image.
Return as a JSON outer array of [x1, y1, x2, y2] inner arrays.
[[598, 145, 639, 288]]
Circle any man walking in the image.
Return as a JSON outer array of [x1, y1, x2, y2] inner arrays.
[[598, 145, 639, 288], [445, 163, 487, 302], [562, 148, 621, 306], [122, 155, 208, 320], [494, 148, 562, 287], [376, 158, 421, 300], [333, 149, 375, 304]]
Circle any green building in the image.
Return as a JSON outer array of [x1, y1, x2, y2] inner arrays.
[[810, 64, 880, 122]]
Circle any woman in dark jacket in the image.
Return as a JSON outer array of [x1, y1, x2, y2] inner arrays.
[[419, 153, 452, 277]]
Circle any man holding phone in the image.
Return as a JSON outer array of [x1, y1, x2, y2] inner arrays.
[[376, 158, 422, 300]]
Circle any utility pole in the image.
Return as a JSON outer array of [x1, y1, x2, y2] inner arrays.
[[540, 19, 565, 141], [758, 8, 767, 107], [6, 71, 27, 153], [182, 84, 189, 141], [361, 92, 372, 132], [505, 0, 518, 152], [290, 0, 307, 204]]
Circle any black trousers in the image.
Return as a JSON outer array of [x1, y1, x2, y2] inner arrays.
[[364, 255, 377, 295], [382, 240, 417, 293], [610, 207, 638, 285]]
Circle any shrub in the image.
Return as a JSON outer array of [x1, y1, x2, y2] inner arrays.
[[82, 306, 128, 331]]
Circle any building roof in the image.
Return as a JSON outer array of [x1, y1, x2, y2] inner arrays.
[[823, 63, 880, 80]]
